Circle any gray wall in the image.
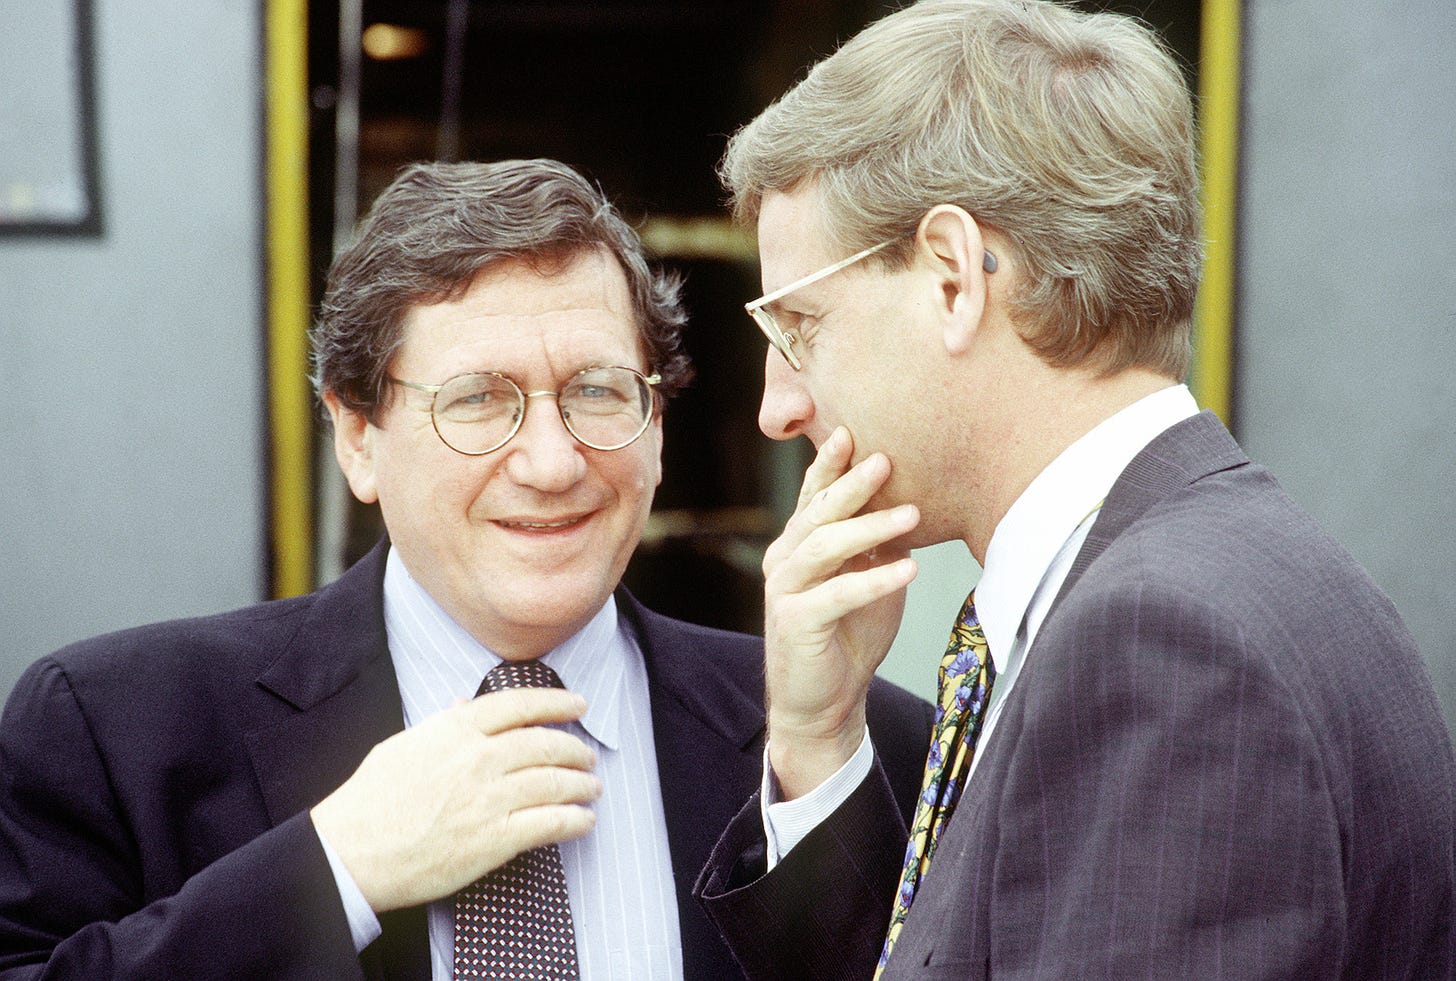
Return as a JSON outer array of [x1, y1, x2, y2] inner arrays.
[[1237, 0, 1456, 732], [0, 0, 266, 697]]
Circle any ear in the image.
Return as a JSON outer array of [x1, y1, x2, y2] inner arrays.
[[916, 204, 991, 357], [323, 391, 380, 504], [649, 413, 664, 488]]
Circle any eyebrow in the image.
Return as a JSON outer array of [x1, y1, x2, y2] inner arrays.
[[760, 297, 794, 319], [762, 287, 824, 318]]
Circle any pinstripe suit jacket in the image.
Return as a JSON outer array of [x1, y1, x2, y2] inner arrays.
[[697, 411, 1456, 980], [0, 541, 935, 979]]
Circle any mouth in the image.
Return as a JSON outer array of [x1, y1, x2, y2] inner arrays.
[[493, 513, 591, 532]]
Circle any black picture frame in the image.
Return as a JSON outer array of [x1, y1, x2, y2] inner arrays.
[[0, 0, 103, 236]]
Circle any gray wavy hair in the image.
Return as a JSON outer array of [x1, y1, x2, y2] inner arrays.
[[720, 0, 1202, 378], [312, 158, 692, 421]]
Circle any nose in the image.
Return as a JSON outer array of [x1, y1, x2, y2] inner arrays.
[[757, 347, 814, 441], [502, 392, 587, 491]]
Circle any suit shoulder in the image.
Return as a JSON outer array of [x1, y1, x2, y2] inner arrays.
[[24, 592, 320, 695], [1054, 466, 1450, 824], [1099, 461, 1409, 638]]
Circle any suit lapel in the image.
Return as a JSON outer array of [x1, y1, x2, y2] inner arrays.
[[617, 589, 766, 978], [242, 540, 430, 981], [245, 542, 400, 824], [888, 412, 1250, 977], [1053, 410, 1247, 607]]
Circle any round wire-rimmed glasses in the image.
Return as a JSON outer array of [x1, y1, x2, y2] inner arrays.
[[388, 364, 661, 455]]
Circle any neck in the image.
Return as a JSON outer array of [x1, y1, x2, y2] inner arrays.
[[961, 357, 1177, 562]]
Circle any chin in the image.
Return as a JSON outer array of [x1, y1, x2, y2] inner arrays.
[[499, 585, 601, 625], [506, 570, 620, 620]]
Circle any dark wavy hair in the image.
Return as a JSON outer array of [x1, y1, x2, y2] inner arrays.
[[312, 158, 692, 422]]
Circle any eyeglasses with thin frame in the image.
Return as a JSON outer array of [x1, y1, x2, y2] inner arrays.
[[745, 239, 998, 370], [387, 364, 661, 455]]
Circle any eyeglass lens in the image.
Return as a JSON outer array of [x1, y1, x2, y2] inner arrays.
[[431, 366, 654, 454], [749, 309, 800, 369]]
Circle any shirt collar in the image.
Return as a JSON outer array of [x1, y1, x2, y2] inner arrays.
[[382, 547, 625, 751], [974, 384, 1199, 664]]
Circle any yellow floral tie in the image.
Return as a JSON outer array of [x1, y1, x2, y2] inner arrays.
[[876, 591, 995, 977]]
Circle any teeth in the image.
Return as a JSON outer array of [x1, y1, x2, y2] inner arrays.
[[501, 518, 578, 529]]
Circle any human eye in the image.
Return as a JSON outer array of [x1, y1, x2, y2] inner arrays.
[[564, 369, 635, 414], [450, 389, 491, 407], [782, 310, 823, 357], [437, 375, 514, 420]]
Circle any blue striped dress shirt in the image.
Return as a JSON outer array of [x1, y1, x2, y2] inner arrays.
[[328, 548, 685, 979]]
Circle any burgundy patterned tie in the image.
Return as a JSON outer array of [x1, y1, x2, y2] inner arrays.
[[454, 659, 580, 980]]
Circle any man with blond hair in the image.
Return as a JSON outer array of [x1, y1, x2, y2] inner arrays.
[[694, 1, 1456, 977]]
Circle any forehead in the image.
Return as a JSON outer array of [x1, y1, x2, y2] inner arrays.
[[756, 185, 839, 294], [396, 248, 644, 373]]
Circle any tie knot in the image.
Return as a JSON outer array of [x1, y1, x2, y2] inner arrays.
[[478, 659, 566, 696]]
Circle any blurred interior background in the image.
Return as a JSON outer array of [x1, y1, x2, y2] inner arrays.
[[3, 0, 1453, 731]]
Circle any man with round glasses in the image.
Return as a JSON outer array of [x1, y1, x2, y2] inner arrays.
[[694, 0, 1456, 978], [0, 159, 932, 979], [389, 365, 662, 456]]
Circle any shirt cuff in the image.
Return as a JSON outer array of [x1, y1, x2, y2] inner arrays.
[[760, 727, 874, 870], [316, 824, 384, 953]]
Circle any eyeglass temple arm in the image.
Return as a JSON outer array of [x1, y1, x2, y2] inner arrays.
[[388, 377, 441, 394], [747, 245, 997, 313]]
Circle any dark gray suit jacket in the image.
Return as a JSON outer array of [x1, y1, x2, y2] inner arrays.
[[0, 541, 934, 978], [697, 411, 1456, 979]]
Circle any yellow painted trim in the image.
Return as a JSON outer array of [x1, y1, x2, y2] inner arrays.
[[1193, 0, 1242, 424], [264, 0, 314, 597]]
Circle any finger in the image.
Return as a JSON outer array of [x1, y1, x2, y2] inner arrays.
[[845, 534, 914, 573], [463, 687, 588, 736], [799, 453, 892, 530], [775, 557, 918, 634], [485, 726, 598, 773], [794, 427, 855, 513], [767, 449, 893, 573], [498, 804, 597, 856], [500, 766, 604, 810], [774, 504, 920, 592]]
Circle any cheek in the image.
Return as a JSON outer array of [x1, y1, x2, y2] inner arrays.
[[388, 450, 499, 517], [618, 457, 660, 514], [617, 458, 658, 502]]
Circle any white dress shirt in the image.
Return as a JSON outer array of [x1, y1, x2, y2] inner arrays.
[[322, 548, 684, 979], [764, 385, 1200, 861]]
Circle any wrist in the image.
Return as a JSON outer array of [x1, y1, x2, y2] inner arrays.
[[766, 709, 867, 801], [310, 800, 391, 912]]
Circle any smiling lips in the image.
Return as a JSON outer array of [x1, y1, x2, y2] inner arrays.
[[494, 514, 591, 531]]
